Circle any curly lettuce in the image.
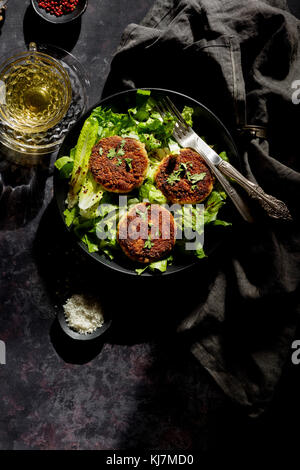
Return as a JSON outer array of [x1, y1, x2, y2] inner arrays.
[[55, 89, 231, 273]]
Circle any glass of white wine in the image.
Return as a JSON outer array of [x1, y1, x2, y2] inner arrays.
[[0, 42, 72, 134]]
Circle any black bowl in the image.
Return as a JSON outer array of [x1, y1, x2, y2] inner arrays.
[[54, 88, 239, 277], [31, 0, 87, 24], [57, 306, 112, 341]]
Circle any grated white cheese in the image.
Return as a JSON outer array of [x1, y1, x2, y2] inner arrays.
[[63, 294, 104, 335]]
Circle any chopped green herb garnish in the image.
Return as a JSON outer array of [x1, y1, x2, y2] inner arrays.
[[107, 148, 116, 159], [188, 172, 206, 190], [167, 164, 206, 188], [187, 172, 206, 184], [116, 139, 126, 156], [166, 162, 187, 185], [144, 235, 153, 249], [180, 162, 188, 171], [166, 172, 181, 185], [136, 208, 147, 221], [117, 139, 126, 157], [99, 147, 103, 156], [116, 158, 123, 166], [125, 158, 132, 170]]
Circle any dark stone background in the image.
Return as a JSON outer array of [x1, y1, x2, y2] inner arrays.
[[0, 0, 299, 451]]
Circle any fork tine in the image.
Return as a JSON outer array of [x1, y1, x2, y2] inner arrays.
[[156, 97, 187, 139], [155, 100, 165, 116], [161, 98, 188, 138], [157, 96, 187, 126], [164, 96, 189, 128], [156, 99, 169, 117]]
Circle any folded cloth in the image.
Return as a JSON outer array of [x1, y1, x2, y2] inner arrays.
[[103, 0, 300, 416]]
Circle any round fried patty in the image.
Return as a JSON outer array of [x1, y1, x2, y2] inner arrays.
[[89, 136, 149, 193], [117, 202, 176, 264], [155, 148, 214, 204]]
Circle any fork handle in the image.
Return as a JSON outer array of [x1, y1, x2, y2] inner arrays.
[[193, 143, 254, 223], [217, 160, 292, 222]]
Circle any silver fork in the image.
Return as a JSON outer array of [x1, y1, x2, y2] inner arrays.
[[157, 97, 292, 223]]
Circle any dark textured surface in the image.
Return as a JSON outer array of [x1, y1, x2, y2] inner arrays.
[[288, 0, 300, 18], [0, 0, 157, 108], [0, 0, 300, 452], [0, 0, 226, 451]]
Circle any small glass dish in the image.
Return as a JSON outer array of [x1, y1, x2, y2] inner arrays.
[[0, 43, 90, 155], [0, 42, 72, 134]]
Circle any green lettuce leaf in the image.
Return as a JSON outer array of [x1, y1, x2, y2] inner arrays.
[[79, 202, 100, 220], [67, 117, 99, 208], [136, 255, 173, 275], [55, 156, 74, 179], [81, 234, 99, 253], [55, 156, 73, 170], [78, 171, 103, 212], [63, 207, 77, 227], [204, 191, 226, 224], [56, 89, 231, 270], [219, 151, 229, 162], [181, 106, 194, 126], [139, 182, 167, 204], [144, 157, 161, 183]]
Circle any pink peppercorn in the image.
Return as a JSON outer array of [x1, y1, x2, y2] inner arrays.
[[37, 0, 79, 17]]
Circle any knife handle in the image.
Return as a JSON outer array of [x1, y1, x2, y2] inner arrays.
[[217, 160, 292, 222]]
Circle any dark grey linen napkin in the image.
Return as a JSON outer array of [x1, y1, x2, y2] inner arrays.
[[103, 0, 300, 416]]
